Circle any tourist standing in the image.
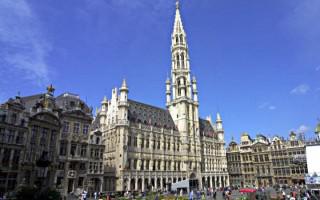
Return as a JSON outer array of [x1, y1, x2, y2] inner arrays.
[[189, 190, 194, 200]]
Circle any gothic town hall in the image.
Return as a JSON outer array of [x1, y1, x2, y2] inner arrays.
[[93, 2, 229, 192], [0, 1, 229, 196]]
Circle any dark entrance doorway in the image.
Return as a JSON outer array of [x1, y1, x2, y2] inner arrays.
[[189, 173, 199, 191]]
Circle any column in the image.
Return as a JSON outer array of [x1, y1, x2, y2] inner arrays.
[[137, 159, 141, 171], [199, 177, 203, 191], [209, 176, 213, 189], [225, 176, 229, 186], [159, 160, 164, 171], [131, 159, 134, 170], [8, 149, 14, 168], [100, 178, 103, 192], [150, 160, 154, 171], [212, 176, 215, 188], [128, 176, 131, 191], [144, 160, 147, 171], [142, 178, 145, 192], [160, 177, 163, 190], [221, 176, 224, 187], [154, 177, 157, 190], [135, 178, 138, 191], [0, 148, 5, 162]]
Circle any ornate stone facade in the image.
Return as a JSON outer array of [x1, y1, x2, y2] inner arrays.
[[0, 88, 105, 198], [93, 2, 229, 192], [227, 132, 311, 188], [0, 96, 29, 195], [54, 92, 94, 197]]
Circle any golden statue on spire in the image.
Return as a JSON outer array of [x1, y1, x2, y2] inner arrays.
[[47, 84, 55, 94]]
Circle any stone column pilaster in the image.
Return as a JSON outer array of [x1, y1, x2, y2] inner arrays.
[[135, 177, 138, 191]]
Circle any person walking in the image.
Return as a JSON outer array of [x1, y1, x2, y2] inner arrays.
[[201, 192, 206, 200], [213, 190, 217, 200], [189, 190, 194, 200], [155, 192, 159, 200], [82, 190, 87, 200]]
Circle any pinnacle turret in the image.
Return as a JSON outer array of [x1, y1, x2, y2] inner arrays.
[[216, 113, 222, 123], [121, 79, 128, 90]]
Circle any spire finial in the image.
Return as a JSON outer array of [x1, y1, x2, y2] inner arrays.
[[176, 0, 180, 10], [122, 79, 127, 88], [216, 112, 222, 122]]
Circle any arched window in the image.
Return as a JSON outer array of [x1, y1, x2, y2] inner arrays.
[[178, 88, 181, 96], [180, 34, 183, 44], [96, 137, 100, 145], [176, 54, 180, 68], [176, 35, 179, 44], [181, 53, 185, 68]]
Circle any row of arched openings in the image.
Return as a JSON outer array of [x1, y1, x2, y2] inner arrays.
[[175, 52, 185, 69], [175, 34, 184, 44]]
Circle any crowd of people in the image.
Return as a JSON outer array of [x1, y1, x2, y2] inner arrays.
[[73, 185, 319, 200]]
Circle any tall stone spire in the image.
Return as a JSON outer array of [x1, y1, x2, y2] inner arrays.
[[167, 1, 200, 141], [169, 0, 195, 101], [173, 0, 185, 36]]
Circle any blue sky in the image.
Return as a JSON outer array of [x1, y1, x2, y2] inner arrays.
[[0, 0, 319, 143]]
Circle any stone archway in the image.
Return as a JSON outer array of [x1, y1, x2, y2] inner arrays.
[[130, 178, 135, 191], [123, 178, 128, 191], [138, 178, 142, 191], [189, 173, 199, 190], [190, 173, 197, 180]]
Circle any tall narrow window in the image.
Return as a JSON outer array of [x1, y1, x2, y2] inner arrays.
[[73, 123, 80, 134], [181, 53, 185, 68], [83, 124, 89, 135], [11, 114, 17, 124], [180, 34, 183, 44], [176, 54, 180, 68], [63, 121, 69, 133]]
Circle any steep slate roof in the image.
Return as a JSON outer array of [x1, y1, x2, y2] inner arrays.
[[56, 93, 91, 114], [21, 94, 44, 110], [199, 118, 215, 138], [127, 99, 176, 129]]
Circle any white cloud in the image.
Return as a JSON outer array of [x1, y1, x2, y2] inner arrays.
[[258, 102, 276, 110], [290, 84, 310, 95], [293, 125, 309, 133], [283, 0, 320, 40], [0, 0, 51, 85], [268, 105, 276, 110]]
